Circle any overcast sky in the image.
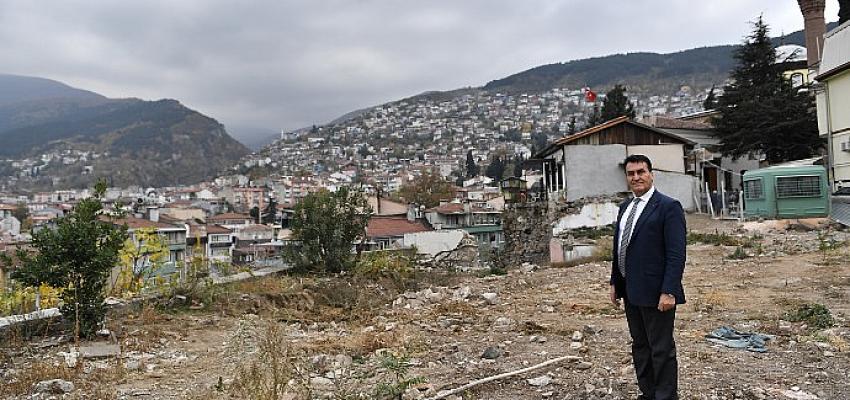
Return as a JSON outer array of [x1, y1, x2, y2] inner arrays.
[[0, 1, 841, 144]]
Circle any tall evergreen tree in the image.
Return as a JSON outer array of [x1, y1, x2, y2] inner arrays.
[[465, 150, 479, 178], [840, 0, 849, 24], [703, 85, 718, 110], [568, 117, 577, 134], [249, 206, 260, 224], [261, 197, 277, 224], [485, 156, 506, 182], [598, 84, 636, 123], [587, 104, 602, 127], [513, 154, 524, 177], [712, 17, 822, 164], [531, 131, 549, 152]]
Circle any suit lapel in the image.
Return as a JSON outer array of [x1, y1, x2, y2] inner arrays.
[[629, 191, 660, 246]]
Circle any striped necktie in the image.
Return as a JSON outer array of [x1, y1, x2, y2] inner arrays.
[[618, 197, 642, 277]]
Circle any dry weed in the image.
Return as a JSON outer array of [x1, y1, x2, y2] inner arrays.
[[0, 360, 73, 397], [227, 322, 310, 400], [0, 358, 126, 399]]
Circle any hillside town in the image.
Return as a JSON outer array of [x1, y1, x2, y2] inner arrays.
[[247, 84, 714, 185]]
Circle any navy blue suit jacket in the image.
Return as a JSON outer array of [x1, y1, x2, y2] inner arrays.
[[610, 190, 687, 307]]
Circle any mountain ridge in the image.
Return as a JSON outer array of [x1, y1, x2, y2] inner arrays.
[[0, 76, 249, 191]]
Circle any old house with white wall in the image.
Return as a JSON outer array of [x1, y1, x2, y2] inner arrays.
[[533, 116, 698, 210]]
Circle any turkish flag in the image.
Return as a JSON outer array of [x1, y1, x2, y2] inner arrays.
[[584, 87, 597, 102]]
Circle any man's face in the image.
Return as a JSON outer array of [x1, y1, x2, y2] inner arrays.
[[625, 161, 654, 196]]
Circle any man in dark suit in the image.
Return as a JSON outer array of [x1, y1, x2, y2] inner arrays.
[[609, 154, 686, 400]]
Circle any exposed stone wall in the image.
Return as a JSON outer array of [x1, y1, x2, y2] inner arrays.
[[502, 202, 550, 266], [502, 194, 627, 267]]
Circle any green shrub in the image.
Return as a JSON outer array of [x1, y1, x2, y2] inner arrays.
[[354, 251, 414, 281], [727, 246, 749, 260], [373, 353, 426, 400], [786, 303, 835, 330]]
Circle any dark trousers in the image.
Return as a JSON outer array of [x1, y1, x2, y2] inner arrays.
[[625, 301, 678, 400]]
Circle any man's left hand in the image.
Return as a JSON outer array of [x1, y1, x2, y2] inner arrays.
[[657, 293, 676, 312]]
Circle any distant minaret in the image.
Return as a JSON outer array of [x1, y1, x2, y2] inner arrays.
[[797, 0, 827, 68]]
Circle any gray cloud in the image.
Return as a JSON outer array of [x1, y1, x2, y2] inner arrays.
[[0, 1, 840, 143]]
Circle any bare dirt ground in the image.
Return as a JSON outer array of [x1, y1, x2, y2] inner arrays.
[[2, 214, 849, 400]]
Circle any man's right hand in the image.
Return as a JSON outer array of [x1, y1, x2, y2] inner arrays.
[[609, 284, 620, 307]]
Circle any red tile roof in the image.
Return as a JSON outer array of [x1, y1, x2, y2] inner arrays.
[[644, 115, 713, 130], [208, 212, 251, 221], [111, 216, 184, 230], [366, 217, 431, 238], [428, 203, 464, 214], [205, 224, 232, 234]]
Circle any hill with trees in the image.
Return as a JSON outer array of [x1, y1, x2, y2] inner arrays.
[[0, 75, 249, 190], [480, 23, 838, 96]]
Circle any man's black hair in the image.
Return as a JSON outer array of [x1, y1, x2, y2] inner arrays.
[[623, 154, 653, 172]]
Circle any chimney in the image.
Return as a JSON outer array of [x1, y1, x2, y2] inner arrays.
[[798, 0, 827, 68], [407, 203, 417, 222]]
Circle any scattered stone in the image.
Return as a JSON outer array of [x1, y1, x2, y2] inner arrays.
[[538, 304, 555, 313], [570, 342, 583, 350], [424, 289, 444, 302], [58, 350, 79, 368], [334, 354, 353, 368], [778, 388, 819, 400], [575, 361, 592, 370], [571, 330, 584, 342], [453, 286, 472, 300], [481, 292, 499, 305], [528, 335, 547, 343], [583, 325, 601, 335], [520, 262, 538, 274], [34, 379, 75, 394], [310, 376, 335, 388], [492, 317, 515, 332], [526, 375, 552, 387], [79, 343, 121, 359], [481, 346, 503, 360], [124, 360, 141, 371]]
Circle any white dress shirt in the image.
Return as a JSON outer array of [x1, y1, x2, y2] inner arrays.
[[618, 186, 655, 254]]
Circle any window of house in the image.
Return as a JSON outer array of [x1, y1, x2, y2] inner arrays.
[[790, 73, 804, 88], [776, 175, 820, 198], [743, 179, 763, 200]]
